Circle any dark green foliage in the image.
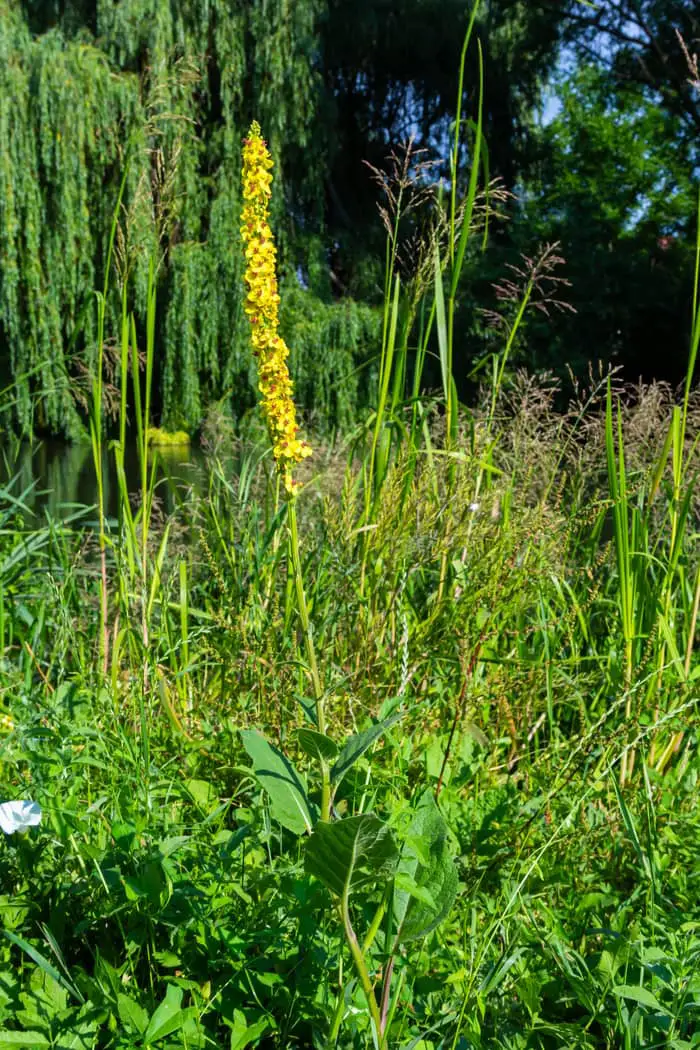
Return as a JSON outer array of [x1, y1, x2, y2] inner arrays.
[[280, 287, 379, 433], [561, 0, 700, 142], [506, 65, 697, 383], [393, 789, 458, 943], [0, 5, 148, 436], [322, 0, 564, 291], [2, 5, 700, 1042], [3, 0, 699, 430], [0, 0, 587, 437], [418, 2, 700, 391]]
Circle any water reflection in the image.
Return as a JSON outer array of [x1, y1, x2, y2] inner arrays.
[[0, 440, 208, 523]]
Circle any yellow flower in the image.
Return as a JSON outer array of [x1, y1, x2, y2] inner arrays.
[[0, 712, 14, 734], [240, 121, 312, 492]]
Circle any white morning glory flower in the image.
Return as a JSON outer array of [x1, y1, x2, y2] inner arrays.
[[0, 801, 42, 835]]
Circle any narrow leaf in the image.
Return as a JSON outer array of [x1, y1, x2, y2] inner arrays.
[[331, 711, 404, 788], [434, 248, 449, 403], [2, 931, 82, 1002]]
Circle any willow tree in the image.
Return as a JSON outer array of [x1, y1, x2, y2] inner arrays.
[[0, 0, 377, 436]]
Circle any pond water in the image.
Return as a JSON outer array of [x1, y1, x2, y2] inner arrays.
[[0, 440, 211, 524]]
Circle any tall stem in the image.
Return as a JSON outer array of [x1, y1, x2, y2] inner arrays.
[[340, 898, 385, 1049], [92, 164, 131, 674], [288, 495, 331, 821]]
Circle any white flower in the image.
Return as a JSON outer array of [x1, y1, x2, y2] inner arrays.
[[468, 502, 480, 513], [0, 801, 42, 835]]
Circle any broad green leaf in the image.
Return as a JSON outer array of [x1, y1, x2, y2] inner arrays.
[[228, 1010, 271, 1050], [240, 729, 315, 834], [117, 993, 149, 1034], [29, 967, 67, 1013], [305, 814, 398, 897], [296, 728, 339, 763], [331, 711, 404, 788], [152, 951, 181, 968], [394, 872, 436, 908], [612, 985, 664, 1013], [394, 790, 459, 943], [54, 1018, 98, 1050], [184, 779, 217, 812], [157, 836, 190, 858], [0, 1033, 50, 1047], [143, 984, 195, 1044]]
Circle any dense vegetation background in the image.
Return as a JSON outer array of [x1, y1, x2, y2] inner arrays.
[[1, 0, 698, 438]]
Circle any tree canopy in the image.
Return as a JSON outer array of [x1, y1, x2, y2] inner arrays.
[[0, 0, 697, 437]]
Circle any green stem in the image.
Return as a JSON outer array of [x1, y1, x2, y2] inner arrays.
[[327, 935, 346, 1046], [340, 897, 385, 1049], [327, 984, 346, 1048], [288, 495, 331, 821], [362, 888, 390, 956]]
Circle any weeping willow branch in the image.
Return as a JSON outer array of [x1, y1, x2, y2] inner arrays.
[[0, 2, 378, 439]]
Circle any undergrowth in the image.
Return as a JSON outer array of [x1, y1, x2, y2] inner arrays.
[[0, 367, 699, 1049]]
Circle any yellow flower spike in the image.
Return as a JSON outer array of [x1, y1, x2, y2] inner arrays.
[[240, 123, 310, 491]]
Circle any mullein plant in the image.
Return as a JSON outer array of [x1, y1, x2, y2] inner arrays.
[[239, 122, 458, 1050], [240, 122, 313, 493], [239, 122, 330, 816]]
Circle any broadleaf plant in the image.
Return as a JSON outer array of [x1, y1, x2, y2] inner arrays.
[[239, 729, 315, 835], [236, 115, 463, 1049], [296, 727, 339, 764], [393, 789, 459, 942], [304, 814, 399, 897]]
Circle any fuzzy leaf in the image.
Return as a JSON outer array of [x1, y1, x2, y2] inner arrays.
[[240, 729, 315, 834], [305, 814, 398, 897], [394, 790, 459, 943], [296, 728, 339, 763]]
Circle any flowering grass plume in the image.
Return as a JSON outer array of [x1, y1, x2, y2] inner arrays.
[[240, 121, 311, 492]]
